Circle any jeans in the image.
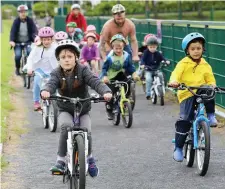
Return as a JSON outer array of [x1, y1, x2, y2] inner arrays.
[[14, 43, 31, 69], [33, 68, 50, 102], [145, 71, 164, 97]]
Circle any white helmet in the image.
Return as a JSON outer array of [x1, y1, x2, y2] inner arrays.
[[17, 5, 28, 12], [71, 4, 81, 10], [55, 39, 80, 58], [112, 4, 125, 14]]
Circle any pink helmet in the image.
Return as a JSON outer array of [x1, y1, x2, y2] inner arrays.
[[54, 31, 68, 40], [86, 33, 96, 40], [144, 33, 156, 43], [86, 25, 96, 32], [38, 27, 55, 38], [34, 36, 41, 46]]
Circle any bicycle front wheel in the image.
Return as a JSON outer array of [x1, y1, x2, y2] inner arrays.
[[196, 121, 210, 176], [130, 82, 136, 110], [48, 101, 58, 132], [70, 135, 86, 189], [121, 102, 133, 128]]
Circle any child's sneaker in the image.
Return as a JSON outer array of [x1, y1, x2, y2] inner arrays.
[[88, 157, 99, 178], [34, 101, 41, 111], [207, 113, 218, 127], [50, 160, 66, 174], [173, 147, 183, 162]]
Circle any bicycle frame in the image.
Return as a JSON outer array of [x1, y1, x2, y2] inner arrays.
[[119, 85, 130, 115], [151, 70, 165, 96], [192, 102, 209, 149]]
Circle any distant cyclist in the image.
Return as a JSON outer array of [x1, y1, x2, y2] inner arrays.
[[9, 5, 37, 75], [99, 4, 139, 63]]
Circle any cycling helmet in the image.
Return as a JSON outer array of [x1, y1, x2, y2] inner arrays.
[[110, 34, 126, 45], [55, 31, 68, 41], [182, 32, 205, 54], [38, 27, 55, 38], [112, 4, 126, 14], [144, 34, 155, 43], [71, 4, 81, 10], [146, 36, 159, 46], [87, 25, 96, 32], [86, 33, 96, 40], [67, 22, 77, 28], [17, 5, 28, 12], [75, 28, 83, 33], [55, 40, 80, 58], [34, 36, 41, 46]]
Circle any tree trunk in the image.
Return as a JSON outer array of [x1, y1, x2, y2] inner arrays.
[[152, 0, 157, 18], [145, 0, 150, 18], [198, 1, 203, 17]]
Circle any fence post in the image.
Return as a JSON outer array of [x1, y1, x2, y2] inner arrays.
[[204, 24, 209, 62]]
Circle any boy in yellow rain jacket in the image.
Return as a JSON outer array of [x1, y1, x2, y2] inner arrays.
[[168, 32, 217, 162]]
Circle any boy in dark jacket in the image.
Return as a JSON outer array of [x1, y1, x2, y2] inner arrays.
[[140, 35, 167, 99], [41, 39, 112, 177], [9, 4, 37, 75]]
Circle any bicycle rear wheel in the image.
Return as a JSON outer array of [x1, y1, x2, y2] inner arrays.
[[196, 121, 210, 176], [69, 135, 86, 189], [157, 86, 164, 106], [121, 102, 133, 128]]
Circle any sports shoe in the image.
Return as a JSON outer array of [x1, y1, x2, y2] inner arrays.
[[88, 157, 99, 178], [173, 147, 183, 162]]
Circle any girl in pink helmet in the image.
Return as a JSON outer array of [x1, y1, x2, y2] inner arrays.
[[80, 33, 100, 75], [25, 27, 58, 110], [54, 31, 68, 43], [83, 25, 100, 42]]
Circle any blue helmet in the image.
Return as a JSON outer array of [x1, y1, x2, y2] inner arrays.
[[182, 32, 205, 53], [75, 28, 83, 33]]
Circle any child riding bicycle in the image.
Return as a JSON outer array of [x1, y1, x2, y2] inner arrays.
[[168, 32, 217, 162], [67, 22, 83, 43], [100, 34, 139, 120], [40, 39, 112, 177], [139, 35, 168, 100], [54, 31, 68, 43], [25, 27, 58, 110], [80, 33, 100, 75]]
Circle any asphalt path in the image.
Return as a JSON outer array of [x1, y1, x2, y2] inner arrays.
[[2, 84, 225, 189]]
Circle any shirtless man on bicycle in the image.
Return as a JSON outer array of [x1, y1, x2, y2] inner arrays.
[[99, 4, 139, 63]]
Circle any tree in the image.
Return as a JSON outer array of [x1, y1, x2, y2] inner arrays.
[[198, 0, 203, 17], [145, 0, 150, 18]]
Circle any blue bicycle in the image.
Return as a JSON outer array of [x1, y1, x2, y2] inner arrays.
[[171, 84, 225, 176]]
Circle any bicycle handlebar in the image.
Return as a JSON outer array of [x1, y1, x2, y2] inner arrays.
[[46, 94, 106, 103], [168, 83, 225, 100]]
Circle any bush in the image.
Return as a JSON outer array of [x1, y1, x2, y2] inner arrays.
[[1, 4, 17, 19], [33, 2, 57, 18]]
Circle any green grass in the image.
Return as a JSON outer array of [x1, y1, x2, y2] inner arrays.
[[1, 20, 14, 143]]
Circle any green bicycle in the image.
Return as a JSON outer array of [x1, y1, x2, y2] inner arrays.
[[109, 76, 133, 128]]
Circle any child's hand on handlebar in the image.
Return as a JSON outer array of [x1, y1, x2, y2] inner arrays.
[[103, 76, 109, 83], [168, 81, 180, 88], [28, 70, 33, 75], [103, 93, 112, 101], [132, 72, 140, 81], [140, 65, 145, 69], [41, 91, 50, 99]]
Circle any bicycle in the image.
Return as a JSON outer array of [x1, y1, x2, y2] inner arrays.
[[14, 43, 31, 88], [109, 76, 133, 128], [142, 60, 170, 106], [48, 94, 105, 189], [170, 83, 225, 176], [40, 78, 58, 132]]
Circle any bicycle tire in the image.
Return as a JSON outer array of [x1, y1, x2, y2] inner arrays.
[[42, 101, 49, 129], [151, 89, 157, 104], [196, 121, 210, 176], [184, 136, 195, 167], [73, 135, 86, 189], [48, 101, 58, 132], [26, 75, 31, 89], [122, 102, 133, 128], [157, 86, 164, 106], [130, 82, 136, 110]]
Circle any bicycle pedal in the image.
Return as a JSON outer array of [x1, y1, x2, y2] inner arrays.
[[52, 171, 64, 176]]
